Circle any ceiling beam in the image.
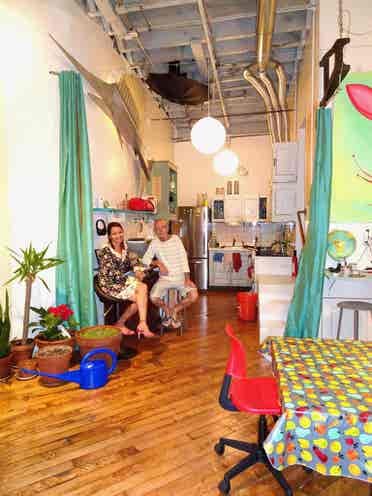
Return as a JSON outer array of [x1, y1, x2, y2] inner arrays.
[[116, 0, 196, 14], [115, 1, 308, 17], [196, 0, 229, 128], [120, 14, 305, 54], [190, 41, 208, 81]]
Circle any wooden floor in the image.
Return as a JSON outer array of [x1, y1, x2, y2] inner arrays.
[[0, 291, 370, 496]]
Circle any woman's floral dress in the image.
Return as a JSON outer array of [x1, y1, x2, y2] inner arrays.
[[98, 246, 139, 300]]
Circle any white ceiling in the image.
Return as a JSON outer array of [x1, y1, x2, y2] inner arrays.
[[78, 0, 313, 141]]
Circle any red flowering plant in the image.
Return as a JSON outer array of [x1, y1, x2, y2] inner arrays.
[[29, 304, 79, 341]]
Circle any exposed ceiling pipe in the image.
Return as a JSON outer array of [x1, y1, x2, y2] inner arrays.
[[196, 0, 230, 129], [273, 62, 289, 140], [256, 0, 277, 72], [243, 0, 290, 142], [243, 70, 277, 144]]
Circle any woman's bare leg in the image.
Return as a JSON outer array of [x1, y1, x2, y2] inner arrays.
[[116, 303, 137, 335], [135, 283, 155, 337]]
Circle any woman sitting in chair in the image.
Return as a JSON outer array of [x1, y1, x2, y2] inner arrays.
[[98, 222, 155, 338]]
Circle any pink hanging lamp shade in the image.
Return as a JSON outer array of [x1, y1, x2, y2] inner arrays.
[[346, 84, 372, 120]]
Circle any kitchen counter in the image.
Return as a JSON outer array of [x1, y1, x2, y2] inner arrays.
[[209, 247, 253, 252], [324, 270, 372, 281]]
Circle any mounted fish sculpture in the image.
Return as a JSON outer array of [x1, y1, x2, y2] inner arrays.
[[50, 34, 151, 180]]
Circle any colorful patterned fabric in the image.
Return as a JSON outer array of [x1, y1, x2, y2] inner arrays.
[[98, 246, 133, 297], [263, 338, 372, 482]]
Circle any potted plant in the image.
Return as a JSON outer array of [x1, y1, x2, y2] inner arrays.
[[5, 243, 63, 365], [0, 290, 12, 379], [29, 304, 78, 349], [75, 325, 122, 366], [37, 344, 73, 387]]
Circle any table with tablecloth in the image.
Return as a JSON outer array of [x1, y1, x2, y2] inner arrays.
[[262, 337, 372, 482]]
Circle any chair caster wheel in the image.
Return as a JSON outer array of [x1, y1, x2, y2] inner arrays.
[[214, 442, 225, 456], [218, 479, 230, 495]]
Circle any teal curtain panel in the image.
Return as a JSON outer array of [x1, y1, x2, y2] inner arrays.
[[285, 108, 333, 338], [56, 71, 97, 327]]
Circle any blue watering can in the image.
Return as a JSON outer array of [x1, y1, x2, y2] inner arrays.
[[21, 348, 117, 390]]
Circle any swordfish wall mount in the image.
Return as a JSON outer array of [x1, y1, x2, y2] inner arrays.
[[49, 34, 151, 180]]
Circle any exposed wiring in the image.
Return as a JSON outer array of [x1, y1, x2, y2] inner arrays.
[[343, 9, 372, 37]]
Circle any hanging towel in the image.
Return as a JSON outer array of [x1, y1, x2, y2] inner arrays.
[[232, 253, 242, 272], [223, 252, 233, 268], [213, 252, 224, 263]]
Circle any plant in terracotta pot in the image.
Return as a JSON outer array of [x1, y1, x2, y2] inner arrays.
[[0, 290, 12, 379], [75, 325, 121, 366], [29, 304, 78, 349], [5, 243, 63, 365], [37, 344, 73, 387]]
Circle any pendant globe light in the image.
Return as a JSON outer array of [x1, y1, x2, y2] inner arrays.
[[191, 116, 226, 154], [190, 59, 226, 154], [213, 148, 239, 176]]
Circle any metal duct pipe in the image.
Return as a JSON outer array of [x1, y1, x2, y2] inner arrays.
[[243, 0, 292, 143], [259, 72, 283, 142], [243, 69, 277, 144], [256, 0, 277, 73], [273, 61, 289, 140]]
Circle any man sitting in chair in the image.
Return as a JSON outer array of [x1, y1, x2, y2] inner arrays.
[[142, 219, 198, 328]]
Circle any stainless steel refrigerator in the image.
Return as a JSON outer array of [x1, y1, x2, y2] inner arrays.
[[178, 206, 209, 290]]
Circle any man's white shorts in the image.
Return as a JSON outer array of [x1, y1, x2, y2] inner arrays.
[[150, 279, 196, 300]]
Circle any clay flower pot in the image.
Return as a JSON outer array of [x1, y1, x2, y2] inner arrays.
[[0, 352, 13, 379], [75, 326, 121, 367], [37, 344, 73, 387], [36, 334, 75, 350], [17, 358, 38, 380], [10, 339, 35, 367]]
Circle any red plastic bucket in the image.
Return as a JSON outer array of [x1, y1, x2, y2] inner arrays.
[[237, 292, 258, 321]]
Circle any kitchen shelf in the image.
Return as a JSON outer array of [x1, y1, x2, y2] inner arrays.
[[93, 208, 155, 215]]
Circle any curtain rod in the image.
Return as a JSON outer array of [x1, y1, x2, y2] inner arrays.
[[49, 71, 60, 76]]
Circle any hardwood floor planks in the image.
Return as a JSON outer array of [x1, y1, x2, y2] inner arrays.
[[0, 291, 370, 495]]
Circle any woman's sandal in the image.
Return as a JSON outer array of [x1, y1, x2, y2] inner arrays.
[[136, 321, 156, 339]]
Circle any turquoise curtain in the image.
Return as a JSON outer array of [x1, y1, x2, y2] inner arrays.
[[56, 71, 97, 327], [285, 108, 333, 338]]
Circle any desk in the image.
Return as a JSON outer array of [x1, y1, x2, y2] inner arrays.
[[321, 271, 372, 340], [263, 338, 372, 482]]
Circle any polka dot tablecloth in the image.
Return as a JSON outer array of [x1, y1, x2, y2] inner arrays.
[[263, 338, 372, 482]]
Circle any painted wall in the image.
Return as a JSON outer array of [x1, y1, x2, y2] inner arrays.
[[292, 6, 319, 209], [319, 0, 372, 73], [319, 0, 372, 269], [174, 136, 273, 206], [0, 0, 172, 338]]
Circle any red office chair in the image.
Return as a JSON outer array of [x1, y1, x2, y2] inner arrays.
[[215, 324, 292, 496]]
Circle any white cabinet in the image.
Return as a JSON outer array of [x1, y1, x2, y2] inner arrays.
[[255, 256, 292, 276], [242, 196, 258, 221], [272, 183, 297, 222], [273, 142, 298, 182], [224, 196, 258, 223], [257, 275, 295, 343], [224, 197, 242, 223]]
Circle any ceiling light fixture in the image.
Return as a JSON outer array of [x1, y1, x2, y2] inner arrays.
[[190, 57, 226, 154], [213, 148, 239, 176]]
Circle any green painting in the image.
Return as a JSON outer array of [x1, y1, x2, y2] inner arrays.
[[331, 72, 372, 223]]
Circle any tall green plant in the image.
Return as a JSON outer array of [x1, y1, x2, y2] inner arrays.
[[5, 244, 63, 345], [0, 290, 11, 358]]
